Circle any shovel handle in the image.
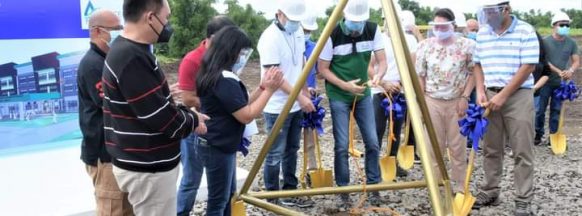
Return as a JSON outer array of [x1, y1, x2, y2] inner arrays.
[[312, 129, 325, 170]]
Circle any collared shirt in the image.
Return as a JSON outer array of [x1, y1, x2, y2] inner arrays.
[[78, 42, 110, 166], [258, 22, 305, 113], [474, 15, 540, 88], [178, 40, 207, 91]]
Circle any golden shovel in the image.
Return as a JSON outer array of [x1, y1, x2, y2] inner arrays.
[[379, 93, 397, 182], [550, 105, 567, 155], [309, 129, 334, 188], [453, 108, 490, 216], [397, 115, 415, 170]]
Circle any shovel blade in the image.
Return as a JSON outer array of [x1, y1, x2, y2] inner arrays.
[[309, 169, 334, 188], [231, 200, 246, 216], [397, 145, 415, 170], [550, 133, 567, 155], [380, 156, 397, 182], [453, 193, 475, 216]]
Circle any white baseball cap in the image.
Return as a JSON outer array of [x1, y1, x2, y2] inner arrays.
[[551, 11, 571, 26], [344, 0, 370, 22], [279, 0, 307, 21]]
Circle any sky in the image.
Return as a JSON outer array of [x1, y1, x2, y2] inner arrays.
[[222, 0, 582, 19]]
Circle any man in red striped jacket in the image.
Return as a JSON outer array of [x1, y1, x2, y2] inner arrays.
[[101, 0, 208, 215]]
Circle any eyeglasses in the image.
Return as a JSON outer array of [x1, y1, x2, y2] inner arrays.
[[92, 25, 124, 31], [558, 23, 570, 28]]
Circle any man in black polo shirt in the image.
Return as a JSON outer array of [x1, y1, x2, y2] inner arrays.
[[77, 9, 133, 215]]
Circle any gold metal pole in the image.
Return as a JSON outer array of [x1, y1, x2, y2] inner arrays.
[[240, 195, 306, 216], [237, 0, 350, 197], [379, 0, 452, 215], [248, 181, 432, 199]]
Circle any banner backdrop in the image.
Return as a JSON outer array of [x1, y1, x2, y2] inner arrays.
[[0, 0, 123, 155]]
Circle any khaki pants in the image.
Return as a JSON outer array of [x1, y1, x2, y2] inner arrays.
[[481, 89, 535, 202], [424, 96, 467, 193], [85, 162, 133, 216], [112, 165, 179, 216], [303, 128, 317, 170]]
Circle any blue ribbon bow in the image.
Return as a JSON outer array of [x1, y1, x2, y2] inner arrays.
[[553, 80, 579, 102], [458, 104, 489, 150], [380, 93, 407, 121], [238, 137, 251, 157], [301, 95, 326, 134]]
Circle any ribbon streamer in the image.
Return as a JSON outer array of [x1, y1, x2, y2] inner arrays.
[[458, 104, 489, 150], [238, 137, 251, 157], [554, 80, 579, 102], [301, 95, 326, 135], [380, 93, 406, 121]]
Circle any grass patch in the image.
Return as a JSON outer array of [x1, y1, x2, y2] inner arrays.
[[156, 55, 180, 64]]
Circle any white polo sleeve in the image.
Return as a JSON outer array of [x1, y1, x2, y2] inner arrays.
[[373, 26, 385, 51], [257, 29, 281, 67], [319, 37, 334, 61]]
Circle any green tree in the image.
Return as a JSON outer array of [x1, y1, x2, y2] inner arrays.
[[225, 0, 270, 59], [164, 0, 217, 58]]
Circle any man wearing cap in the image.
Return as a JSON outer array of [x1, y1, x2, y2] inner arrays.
[[258, 0, 316, 207], [300, 12, 319, 179], [535, 12, 580, 146], [472, 1, 538, 215], [318, 0, 387, 208]]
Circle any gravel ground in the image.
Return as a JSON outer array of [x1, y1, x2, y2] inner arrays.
[[161, 39, 582, 215]]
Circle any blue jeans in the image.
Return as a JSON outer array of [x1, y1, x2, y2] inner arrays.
[[330, 97, 381, 186], [535, 85, 561, 136], [263, 111, 302, 191], [196, 138, 236, 216], [372, 93, 404, 156], [177, 134, 204, 216]]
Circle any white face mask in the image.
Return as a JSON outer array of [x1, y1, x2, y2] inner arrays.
[[430, 22, 455, 41]]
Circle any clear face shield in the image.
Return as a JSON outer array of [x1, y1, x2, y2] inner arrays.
[[233, 48, 254, 75], [477, 5, 507, 30]]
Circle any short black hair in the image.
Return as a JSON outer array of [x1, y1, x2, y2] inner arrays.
[[123, 0, 164, 23], [434, 8, 455, 22], [206, 15, 236, 38]]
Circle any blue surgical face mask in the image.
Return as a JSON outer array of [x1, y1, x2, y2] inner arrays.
[[434, 29, 454, 41], [304, 32, 311, 41], [557, 26, 570, 36], [345, 20, 365, 36], [466, 32, 477, 40], [284, 20, 300, 34]]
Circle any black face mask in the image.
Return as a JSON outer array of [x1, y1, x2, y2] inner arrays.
[[150, 14, 173, 43]]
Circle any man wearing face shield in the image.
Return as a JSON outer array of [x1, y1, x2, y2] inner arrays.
[[257, 0, 317, 207], [472, 1, 538, 215], [415, 8, 476, 195], [101, 0, 209, 215], [318, 0, 387, 209], [535, 12, 580, 146], [77, 9, 133, 216]]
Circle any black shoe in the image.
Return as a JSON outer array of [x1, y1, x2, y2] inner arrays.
[[267, 198, 280, 205], [336, 194, 351, 210], [368, 191, 383, 206], [472, 191, 501, 209], [396, 166, 408, 177], [515, 201, 533, 216], [280, 197, 315, 208], [414, 154, 421, 164], [534, 134, 542, 146]]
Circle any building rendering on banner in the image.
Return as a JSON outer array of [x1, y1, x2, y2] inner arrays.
[[0, 51, 85, 121]]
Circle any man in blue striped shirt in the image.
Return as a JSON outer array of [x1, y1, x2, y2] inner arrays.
[[472, 1, 537, 215]]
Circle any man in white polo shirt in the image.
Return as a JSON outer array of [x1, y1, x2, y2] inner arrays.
[[257, 0, 316, 207], [472, 1, 538, 215]]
